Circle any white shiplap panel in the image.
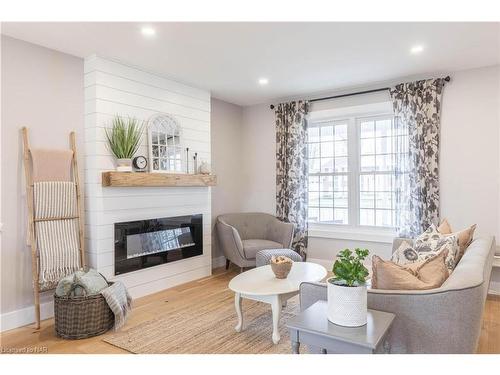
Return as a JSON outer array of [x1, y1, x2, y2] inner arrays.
[[84, 55, 212, 298], [127, 266, 211, 299], [86, 113, 210, 135], [87, 86, 210, 122], [84, 56, 210, 103], [85, 71, 210, 112]]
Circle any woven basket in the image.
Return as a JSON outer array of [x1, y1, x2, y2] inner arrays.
[[271, 261, 293, 279], [54, 282, 114, 340]]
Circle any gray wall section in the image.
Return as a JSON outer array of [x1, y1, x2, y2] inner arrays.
[[1, 35, 85, 314]]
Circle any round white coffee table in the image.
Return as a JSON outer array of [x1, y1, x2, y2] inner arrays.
[[228, 262, 327, 344]]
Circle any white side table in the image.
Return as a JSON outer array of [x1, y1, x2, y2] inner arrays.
[[228, 262, 327, 344]]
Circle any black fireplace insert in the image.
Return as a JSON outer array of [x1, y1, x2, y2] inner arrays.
[[114, 214, 203, 275]]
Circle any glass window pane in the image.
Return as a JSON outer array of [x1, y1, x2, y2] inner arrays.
[[334, 141, 348, 157], [320, 176, 333, 192], [308, 143, 320, 158], [360, 174, 375, 191], [376, 154, 394, 171], [376, 137, 392, 154], [334, 175, 348, 191], [308, 192, 320, 207], [152, 145, 159, 157], [152, 131, 159, 144], [360, 138, 375, 155], [334, 157, 348, 173], [320, 126, 334, 141], [308, 207, 319, 222], [321, 158, 334, 173], [159, 133, 166, 145], [334, 192, 348, 208], [309, 158, 320, 173], [360, 121, 375, 138], [360, 209, 375, 226], [375, 174, 393, 191], [360, 155, 375, 172], [334, 208, 348, 225], [360, 191, 375, 208], [376, 119, 392, 137], [376, 210, 393, 227], [375, 192, 392, 209], [320, 208, 334, 222], [320, 192, 334, 207], [308, 176, 320, 192], [321, 142, 334, 157], [308, 127, 320, 143], [334, 124, 348, 141], [152, 158, 159, 170]]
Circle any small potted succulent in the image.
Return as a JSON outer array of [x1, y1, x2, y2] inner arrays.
[[105, 116, 144, 172], [327, 248, 370, 327]]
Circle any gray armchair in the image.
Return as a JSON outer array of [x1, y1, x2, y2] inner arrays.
[[216, 212, 294, 269]]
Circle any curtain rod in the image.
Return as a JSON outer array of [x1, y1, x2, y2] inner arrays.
[[269, 75, 451, 110]]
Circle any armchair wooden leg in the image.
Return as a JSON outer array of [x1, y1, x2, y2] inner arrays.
[[226, 259, 231, 270]]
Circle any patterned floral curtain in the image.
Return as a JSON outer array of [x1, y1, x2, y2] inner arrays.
[[275, 101, 309, 257], [390, 78, 445, 237]]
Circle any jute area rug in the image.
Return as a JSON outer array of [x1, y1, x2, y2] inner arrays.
[[103, 288, 301, 354]]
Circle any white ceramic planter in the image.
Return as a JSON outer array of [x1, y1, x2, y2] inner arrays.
[[116, 158, 132, 172], [327, 278, 367, 327]]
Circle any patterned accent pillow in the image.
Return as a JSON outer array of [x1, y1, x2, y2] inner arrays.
[[391, 224, 459, 271]]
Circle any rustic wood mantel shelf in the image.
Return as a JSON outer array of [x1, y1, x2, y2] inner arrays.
[[102, 171, 217, 187]]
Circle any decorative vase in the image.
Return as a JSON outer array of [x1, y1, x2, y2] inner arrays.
[[199, 161, 211, 175], [327, 278, 367, 327], [116, 158, 132, 172]]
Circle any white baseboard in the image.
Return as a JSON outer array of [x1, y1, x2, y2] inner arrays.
[[0, 300, 54, 333], [488, 280, 500, 296], [212, 255, 226, 269]]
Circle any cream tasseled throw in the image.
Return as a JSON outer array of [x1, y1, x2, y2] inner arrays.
[[33, 181, 81, 291]]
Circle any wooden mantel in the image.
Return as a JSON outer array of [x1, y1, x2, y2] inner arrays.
[[102, 171, 217, 187]]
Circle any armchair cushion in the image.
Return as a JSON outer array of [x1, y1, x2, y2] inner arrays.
[[242, 239, 283, 259]]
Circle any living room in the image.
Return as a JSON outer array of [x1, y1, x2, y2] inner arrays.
[[1, 1, 500, 371]]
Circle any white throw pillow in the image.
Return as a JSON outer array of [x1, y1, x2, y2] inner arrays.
[[391, 224, 459, 271]]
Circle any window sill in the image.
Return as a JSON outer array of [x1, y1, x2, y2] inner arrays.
[[308, 223, 396, 244]]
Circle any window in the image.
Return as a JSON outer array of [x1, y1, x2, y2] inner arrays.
[[307, 109, 396, 229]]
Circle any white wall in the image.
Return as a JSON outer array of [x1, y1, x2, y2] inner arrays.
[[240, 65, 500, 274], [1, 36, 84, 328], [84, 56, 213, 299], [210, 99, 244, 263]]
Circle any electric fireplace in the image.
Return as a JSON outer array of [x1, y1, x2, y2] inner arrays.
[[114, 214, 203, 275]]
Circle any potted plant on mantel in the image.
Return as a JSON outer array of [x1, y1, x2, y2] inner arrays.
[[328, 248, 370, 327], [105, 116, 144, 172]]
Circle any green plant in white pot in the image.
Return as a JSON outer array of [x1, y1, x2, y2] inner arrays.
[[327, 248, 370, 327], [105, 116, 144, 172]]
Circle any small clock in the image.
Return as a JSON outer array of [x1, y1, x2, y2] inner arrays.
[[132, 156, 148, 172]]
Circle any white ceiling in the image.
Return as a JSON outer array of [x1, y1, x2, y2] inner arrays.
[[2, 22, 499, 106]]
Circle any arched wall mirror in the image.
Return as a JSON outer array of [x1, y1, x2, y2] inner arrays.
[[147, 114, 184, 173]]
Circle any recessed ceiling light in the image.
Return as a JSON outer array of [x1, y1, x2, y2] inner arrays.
[[141, 27, 156, 37], [410, 45, 424, 54], [258, 78, 269, 85]]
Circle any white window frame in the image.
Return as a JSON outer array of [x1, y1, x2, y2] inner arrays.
[[307, 102, 397, 243]]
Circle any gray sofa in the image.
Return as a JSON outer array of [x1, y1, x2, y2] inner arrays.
[[300, 236, 496, 353], [216, 212, 294, 269]]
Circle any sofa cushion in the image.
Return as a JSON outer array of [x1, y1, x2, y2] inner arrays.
[[391, 224, 459, 271], [372, 250, 449, 290], [438, 218, 477, 259], [242, 239, 283, 259]]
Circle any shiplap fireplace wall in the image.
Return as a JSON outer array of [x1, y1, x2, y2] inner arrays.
[[84, 55, 212, 298]]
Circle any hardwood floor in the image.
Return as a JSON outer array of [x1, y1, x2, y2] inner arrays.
[[1, 267, 499, 354]]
